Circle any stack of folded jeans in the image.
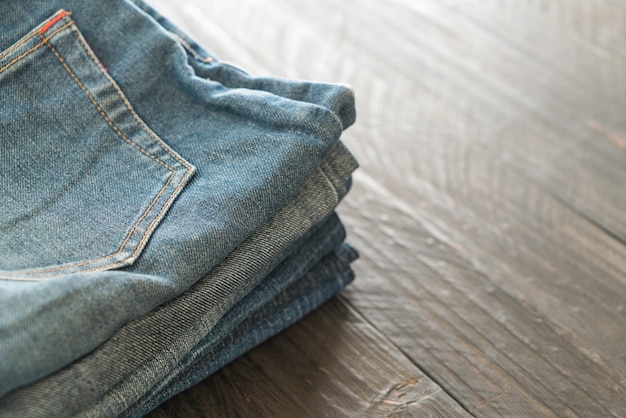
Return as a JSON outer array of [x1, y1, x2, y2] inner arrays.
[[0, 1, 358, 416]]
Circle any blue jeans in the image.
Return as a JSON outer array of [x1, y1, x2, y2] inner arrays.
[[126, 245, 357, 418], [0, 215, 355, 417], [0, 0, 356, 396]]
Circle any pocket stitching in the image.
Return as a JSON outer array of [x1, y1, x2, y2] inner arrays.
[[1, 12, 196, 279], [0, 20, 74, 75], [69, 30, 193, 171], [3, 34, 178, 276], [41, 33, 175, 171], [0, 12, 71, 61]]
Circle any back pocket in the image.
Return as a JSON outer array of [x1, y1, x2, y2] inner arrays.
[[0, 10, 196, 280]]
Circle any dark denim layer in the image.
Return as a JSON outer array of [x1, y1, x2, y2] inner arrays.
[[0, 214, 351, 417], [125, 244, 356, 418]]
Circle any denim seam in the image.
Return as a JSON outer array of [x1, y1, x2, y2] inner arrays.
[[166, 31, 207, 62], [69, 29, 194, 170], [1, 9, 193, 172], [0, 21, 73, 75], [1, 34, 178, 278], [319, 162, 339, 204], [43, 34, 173, 169], [0, 11, 72, 60], [66, 21, 198, 272], [0, 22, 194, 279]]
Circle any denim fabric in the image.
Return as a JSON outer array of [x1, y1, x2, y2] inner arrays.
[[130, 0, 356, 115], [124, 244, 357, 418], [99, 232, 357, 418], [0, 214, 349, 417], [0, 0, 356, 396], [0, 141, 355, 399]]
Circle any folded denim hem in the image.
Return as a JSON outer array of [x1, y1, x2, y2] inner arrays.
[[128, 0, 357, 131], [87, 214, 347, 417], [121, 248, 354, 418], [0, 214, 346, 417], [125, 244, 357, 417], [0, 139, 356, 399]]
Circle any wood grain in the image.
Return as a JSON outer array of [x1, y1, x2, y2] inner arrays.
[[148, 0, 626, 416], [148, 298, 469, 417]]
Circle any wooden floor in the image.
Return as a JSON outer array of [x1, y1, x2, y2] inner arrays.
[[147, 1, 626, 416]]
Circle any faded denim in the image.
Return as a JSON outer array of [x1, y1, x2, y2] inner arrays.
[[0, 172, 355, 416], [2, 214, 351, 417], [0, 0, 356, 396], [125, 243, 357, 418]]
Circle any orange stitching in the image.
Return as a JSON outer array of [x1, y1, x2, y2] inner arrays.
[[0, 11, 73, 61], [0, 21, 75, 75], [68, 167, 193, 275], [41, 35, 173, 171], [6, 172, 176, 276], [26, 165, 192, 277], [133, 162, 194, 255], [116, 172, 175, 254], [168, 32, 203, 61], [5, 39, 182, 276], [68, 29, 106, 73], [78, 167, 192, 273], [3, 172, 193, 278], [8, 39, 179, 275], [0, 32, 37, 61], [2, 166, 187, 277], [42, 20, 75, 41], [0, 10, 72, 59], [0, 41, 45, 74], [70, 30, 193, 171], [2, 20, 193, 279], [0, 18, 52, 60], [39, 10, 68, 35]]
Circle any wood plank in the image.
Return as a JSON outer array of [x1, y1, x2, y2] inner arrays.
[[341, 174, 626, 416], [414, 0, 626, 241], [148, 298, 470, 417]]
